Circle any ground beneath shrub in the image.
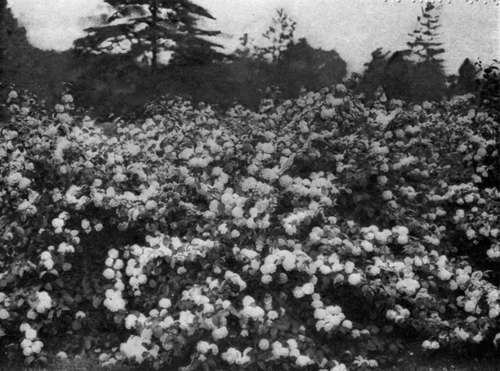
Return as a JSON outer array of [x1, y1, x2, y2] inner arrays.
[[2, 351, 498, 371]]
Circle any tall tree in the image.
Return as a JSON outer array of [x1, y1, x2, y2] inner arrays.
[[254, 8, 297, 64], [404, 1, 447, 102], [383, 50, 413, 102], [357, 48, 390, 100], [456, 58, 477, 93], [75, 0, 223, 70], [406, 2, 445, 65]]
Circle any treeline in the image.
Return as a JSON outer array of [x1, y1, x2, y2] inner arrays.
[[0, 2, 346, 117], [0, 1, 498, 118], [351, 2, 489, 103]]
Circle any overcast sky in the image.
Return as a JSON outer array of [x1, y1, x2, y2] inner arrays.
[[7, 0, 500, 73]]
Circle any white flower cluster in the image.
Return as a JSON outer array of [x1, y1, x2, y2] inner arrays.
[[0, 293, 9, 320], [386, 305, 411, 323], [39, 251, 54, 270], [422, 340, 440, 350], [103, 289, 126, 312], [33, 291, 52, 314], [221, 347, 252, 365], [312, 294, 350, 333], [396, 278, 420, 296], [269, 339, 314, 367], [19, 323, 43, 356]]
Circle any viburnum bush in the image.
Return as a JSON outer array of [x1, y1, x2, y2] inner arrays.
[[0, 85, 499, 370]]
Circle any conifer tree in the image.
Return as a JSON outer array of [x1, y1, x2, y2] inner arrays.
[[75, 0, 223, 69], [456, 58, 477, 93], [405, 1, 447, 101], [406, 2, 445, 65], [255, 8, 297, 64]]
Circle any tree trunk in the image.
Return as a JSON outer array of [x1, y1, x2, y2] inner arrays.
[[151, 0, 158, 71]]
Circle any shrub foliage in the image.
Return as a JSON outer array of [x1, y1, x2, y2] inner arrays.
[[1, 86, 499, 370]]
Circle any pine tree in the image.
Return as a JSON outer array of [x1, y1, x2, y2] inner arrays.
[[406, 2, 445, 65], [254, 8, 297, 64], [405, 2, 447, 101], [75, 0, 223, 69]]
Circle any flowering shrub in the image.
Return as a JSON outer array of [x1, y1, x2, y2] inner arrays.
[[0, 85, 499, 369]]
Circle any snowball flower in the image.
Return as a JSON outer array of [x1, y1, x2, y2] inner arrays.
[[302, 282, 315, 295], [0, 309, 9, 320], [259, 339, 270, 350], [212, 326, 229, 340], [382, 190, 393, 200], [221, 347, 251, 365], [396, 278, 420, 296], [348, 273, 362, 286], [24, 327, 37, 341], [281, 252, 296, 271], [125, 314, 137, 329], [342, 319, 353, 329], [103, 268, 115, 280], [422, 340, 440, 350], [361, 240, 374, 252], [159, 298, 172, 309], [35, 291, 52, 313], [104, 289, 126, 312], [56, 351, 68, 360], [31, 340, 43, 353], [454, 327, 470, 341], [438, 269, 453, 281], [179, 311, 196, 329], [258, 142, 275, 154], [120, 336, 147, 363], [330, 363, 348, 371], [61, 94, 74, 103], [8, 90, 18, 100], [197, 341, 211, 354], [52, 218, 65, 229], [296, 355, 314, 367]]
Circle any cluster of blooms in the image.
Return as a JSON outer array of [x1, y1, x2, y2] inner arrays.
[[19, 323, 44, 357], [386, 305, 411, 323], [0, 85, 499, 369], [422, 340, 440, 350], [31, 291, 52, 314]]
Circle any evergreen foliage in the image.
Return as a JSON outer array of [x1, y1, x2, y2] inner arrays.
[[74, 0, 224, 69]]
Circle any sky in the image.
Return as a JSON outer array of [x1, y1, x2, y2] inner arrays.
[[7, 0, 500, 74]]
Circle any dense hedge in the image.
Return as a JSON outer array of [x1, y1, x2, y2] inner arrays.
[[0, 86, 499, 370]]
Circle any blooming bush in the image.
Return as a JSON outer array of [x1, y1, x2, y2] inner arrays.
[[0, 85, 499, 369]]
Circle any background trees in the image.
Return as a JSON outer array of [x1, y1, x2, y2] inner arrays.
[[0, 1, 494, 117], [0, 0, 6, 75], [358, 2, 450, 103], [75, 0, 224, 69], [0, 6, 75, 106]]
